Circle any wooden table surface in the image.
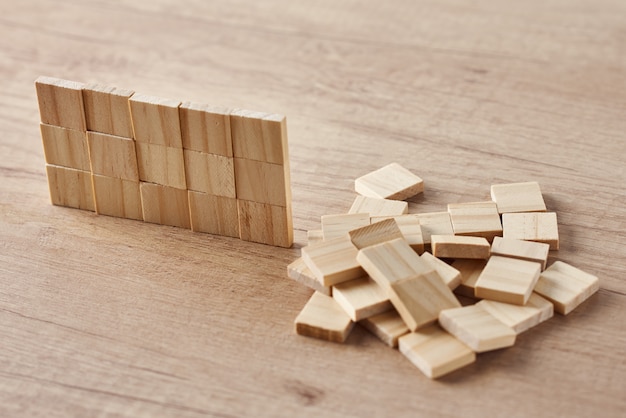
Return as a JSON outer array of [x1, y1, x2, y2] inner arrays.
[[1, 1, 625, 416]]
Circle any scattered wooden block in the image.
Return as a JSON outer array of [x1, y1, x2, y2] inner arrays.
[[360, 310, 409, 348], [439, 304, 516, 353], [451, 259, 487, 298], [491, 181, 546, 214], [301, 235, 364, 286], [82, 84, 135, 138], [184, 150, 236, 197], [534, 261, 599, 315], [448, 201, 502, 242], [348, 195, 408, 216], [45, 165, 94, 211], [91, 175, 143, 220], [295, 292, 354, 343], [234, 158, 288, 206], [477, 293, 554, 334], [431, 235, 490, 259], [40, 124, 90, 171], [348, 218, 404, 249], [87, 131, 139, 181], [287, 257, 331, 296], [399, 325, 476, 379], [332, 276, 392, 321], [237, 199, 293, 247], [35, 76, 86, 131], [230, 110, 287, 164], [128, 94, 182, 148], [420, 252, 461, 290], [179, 102, 232, 156], [502, 212, 559, 250], [307, 229, 324, 245], [135, 142, 187, 189], [188, 191, 239, 238], [321, 213, 370, 241], [355, 162, 424, 200], [414, 212, 454, 245], [373, 215, 424, 253], [491, 236, 550, 270], [474, 256, 541, 305], [139, 182, 191, 228]]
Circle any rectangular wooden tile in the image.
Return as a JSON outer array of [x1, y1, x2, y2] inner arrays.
[[360, 310, 409, 348], [420, 252, 461, 290], [45, 164, 95, 211], [415, 212, 454, 245], [431, 235, 490, 259], [237, 199, 293, 247], [40, 123, 90, 171], [321, 213, 370, 241], [188, 191, 239, 238], [474, 256, 541, 305], [230, 110, 287, 164], [82, 84, 134, 138], [348, 218, 404, 249], [355, 162, 424, 200], [502, 212, 559, 250], [491, 236, 550, 270], [301, 235, 364, 286], [448, 201, 502, 242], [490, 181, 547, 214], [135, 142, 186, 189], [287, 257, 331, 296], [179, 102, 232, 156], [373, 215, 424, 253], [477, 292, 554, 334], [184, 150, 236, 198], [307, 229, 324, 245], [451, 259, 487, 298], [139, 182, 191, 228], [295, 292, 354, 343], [348, 195, 408, 216], [128, 94, 182, 148], [35, 76, 86, 131], [92, 174, 142, 220], [534, 261, 599, 315], [87, 131, 139, 181], [332, 276, 392, 321], [234, 158, 288, 206]]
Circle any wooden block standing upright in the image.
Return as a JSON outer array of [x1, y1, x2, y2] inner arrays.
[[414, 212, 454, 245], [45, 165, 95, 211], [92, 175, 143, 220], [188, 191, 239, 238], [451, 259, 487, 298], [477, 293, 554, 334], [185, 151, 236, 197], [139, 182, 190, 228], [234, 158, 287, 205], [287, 257, 331, 296], [237, 200, 292, 248], [490, 181, 546, 214], [128, 94, 182, 148], [40, 124, 90, 171], [355, 163, 424, 200], [301, 236, 364, 286], [474, 256, 541, 305], [295, 292, 354, 343], [135, 142, 186, 189], [348, 195, 408, 216], [420, 252, 461, 290], [87, 132, 139, 181], [491, 236, 550, 270], [35, 76, 86, 131], [534, 261, 599, 315], [321, 213, 370, 241], [431, 235, 490, 259], [82, 84, 135, 138], [448, 201, 502, 242], [179, 102, 232, 156], [348, 218, 404, 249], [332, 276, 392, 321], [230, 110, 288, 164], [360, 310, 409, 348], [502, 212, 559, 250]]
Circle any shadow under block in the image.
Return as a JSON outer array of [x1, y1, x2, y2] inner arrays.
[[321, 213, 370, 241], [477, 293, 554, 334], [399, 325, 476, 379], [87, 131, 139, 181], [355, 162, 424, 200], [295, 292, 354, 343], [45, 165, 94, 211], [237, 199, 293, 247], [452, 259, 487, 298], [179, 102, 232, 156], [474, 256, 541, 305], [128, 94, 182, 148], [234, 158, 288, 205], [533, 261, 600, 315], [332, 277, 392, 321], [414, 212, 454, 245], [287, 257, 331, 296], [431, 235, 491, 259], [420, 252, 461, 290], [40, 124, 90, 171], [188, 191, 239, 238], [301, 236, 364, 286], [448, 201, 502, 241], [491, 236, 550, 270], [135, 142, 186, 189], [35, 76, 86, 131], [439, 304, 516, 353], [360, 310, 409, 348], [82, 84, 135, 138], [490, 181, 547, 214], [348, 195, 408, 217], [230, 110, 287, 164], [139, 182, 190, 228], [92, 175, 142, 220], [348, 218, 404, 250], [185, 150, 235, 197], [502, 212, 559, 250]]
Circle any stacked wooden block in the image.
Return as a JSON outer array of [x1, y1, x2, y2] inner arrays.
[[290, 164, 599, 379], [36, 76, 292, 247]]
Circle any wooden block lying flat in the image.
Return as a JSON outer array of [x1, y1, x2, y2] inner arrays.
[[360, 310, 409, 348], [45, 165, 94, 211], [491, 181, 546, 214], [184, 150, 236, 198], [477, 293, 554, 334], [139, 182, 190, 228], [87, 132, 139, 181], [415, 212, 454, 245], [399, 325, 476, 379], [448, 201, 502, 242], [452, 259, 487, 298], [307, 229, 324, 245], [230, 110, 287, 164], [348, 218, 404, 250], [373, 215, 424, 253], [321, 213, 370, 241], [237, 200, 293, 247], [474, 256, 541, 305], [82, 84, 135, 138], [295, 292, 354, 343], [355, 162, 424, 200], [234, 158, 288, 206], [179, 102, 232, 156], [439, 304, 516, 353], [92, 175, 142, 220], [40, 123, 90, 171], [534, 261, 599, 315], [491, 236, 550, 270], [35, 76, 86, 131], [188, 191, 239, 238], [431, 235, 490, 259], [287, 258, 331, 296], [421, 252, 461, 290], [332, 277, 392, 321], [301, 235, 364, 286], [135, 142, 186, 189], [128, 94, 182, 148], [348, 195, 408, 216], [502, 212, 559, 250]]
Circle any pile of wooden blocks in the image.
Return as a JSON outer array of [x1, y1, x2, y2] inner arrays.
[[35, 76, 292, 247], [290, 163, 599, 379]]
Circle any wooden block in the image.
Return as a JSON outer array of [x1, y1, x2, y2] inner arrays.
[[135, 142, 186, 189], [188, 191, 239, 238], [348, 218, 404, 249], [128, 94, 182, 148], [179, 102, 232, 156], [474, 256, 541, 305], [360, 310, 409, 348], [234, 158, 288, 206], [420, 252, 461, 290], [301, 235, 364, 286], [82, 84, 134, 138], [348, 195, 408, 216], [35, 76, 86, 131], [87, 131, 139, 181], [230, 110, 287, 164], [491, 236, 550, 270], [373, 215, 424, 253], [452, 259, 487, 298], [355, 162, 424, 200], [45, 165, 94, 211], [439, 304, 516, 353], [477, 292, 554, 334], [184, 150, 235, 197], [40, 123, 90, 171], [321, 213, 370, 241], [491, 181, 546, 214], [139, 182, 190, 228], [534, 261, 599, 315], [502, 212, 559, 250], [414, 212, 454, 245], [332, 277, 392, 321], [431, 235, 490, 259], [294, 292, 354, 343], [91, 175, 142, 220], [237, 199, 293, 247], [287, 257, 331, 296], [448, 201, 502, 242], [307, 229, 324, 245], [399, 325, 476, 379]]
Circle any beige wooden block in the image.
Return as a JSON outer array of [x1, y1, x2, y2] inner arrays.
[[188, 191, 239, 238], [92, 175, 142, 220], [360, 310, 409, 348], [439, 304, 516, 353], [474, 256, 541, 305], [355, 162, 424, 200], [35, 76, 86, 131], [307, 229, 324, 245], [373, 215, 424, 253], [295, 292, 354, 343], [477, 292, 554, 334], [234, 158, 288, 206], [237, 199, 293, 247], [135, 142, 186, 189], [333, 277, 392, 321], [82, 84, 134, 138], [45, 165, 94, 211], [287, 257, 331, 296], [452, 259, 487, 298], [502, 212, 559, 250], [128, 94, 182, 148], [491, 236, 550, 270], [184, 150, 235, 197], [40, 123, 90, 171], [421, 252, 461, 290], [230, 110, 287, 164], [399, 325, 476, 379], [431, 235, 490, 259], [348, 195, 408, 216], [139, 182, 190, 228], [87, 131, 138, 181], [179, 102, 232, 156], [415, 212, 454, 245], [348, 218, 404, 249], [534, 261, 599, 315], [448, 201, 502, 242], [491, 181, 546, 214], [321, 213, 370, 241], [301, 235, 364, 286]]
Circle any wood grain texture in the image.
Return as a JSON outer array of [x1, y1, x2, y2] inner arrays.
[[40, 123, 90, 171], [82, 84, 135, 138], [87, 131, 139, 181]]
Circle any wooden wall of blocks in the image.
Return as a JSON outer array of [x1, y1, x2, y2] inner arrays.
[[36, 76, 293, 247]]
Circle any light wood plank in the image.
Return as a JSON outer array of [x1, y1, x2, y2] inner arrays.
[[294, 292, 354, 343], [414, 212, 454, 245], [355, 162, 424, 200], [477, 293, 554, 334], [287, 257, 331, 296], [234, 158, 288, 206], [188, 191, 239, 238], [474, 256, 541, 305], [321, 213, 370, 241], [420, 252, 461, 290], [491, 236, 550, 270], [139, 182, 191, 228], [360, 310, 409, 348], [128, 93, 182, 148], [45, 164, 94, 211], [502, 212, 560, 250], [92, 175, 142, 220], [348, 195, 408, 216], [82, 84, 135, 138], [184, 150, 236, 198], [534, 261, 600, 315], [448, 201, 502, 242], [230, 110, 287, 164], [40, 123, 90, 171], [87, 131, 139, 181], [237, 199, 293, 248], [332, 276, 392, 321], [431, 234, 490, 259], [179, 102, 232, 156], [452, 259, 487, 299], [373, 215, 424, 253], [491, 181, 547, 214], [135, 142, 186, 189], [35, 76, 86, 131], [348, 218, 404, 249], [301, 235, 364, 286]]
